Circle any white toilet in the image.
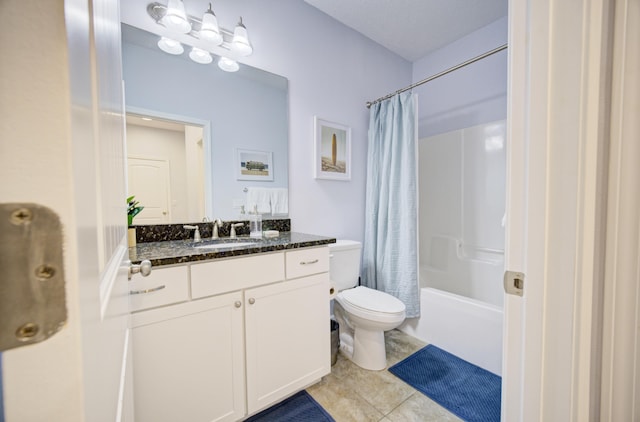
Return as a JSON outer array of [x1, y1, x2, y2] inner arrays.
[[330, 240, 406, 370]]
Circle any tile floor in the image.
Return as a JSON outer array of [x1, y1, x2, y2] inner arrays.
[[306, 330, 463, 422]]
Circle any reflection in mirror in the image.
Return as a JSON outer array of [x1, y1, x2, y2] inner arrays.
[[121, 23, 289, 223], [126, 114, 206, 224]]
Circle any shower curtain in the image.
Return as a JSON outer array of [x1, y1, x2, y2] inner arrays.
[[362, 92, 420, 317]]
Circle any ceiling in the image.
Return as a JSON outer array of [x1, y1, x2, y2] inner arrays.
[[120, 1, 508, 63], [303, 0, 508, 62]]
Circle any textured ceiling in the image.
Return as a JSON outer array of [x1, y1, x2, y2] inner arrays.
[[303, 0, 508, 61]]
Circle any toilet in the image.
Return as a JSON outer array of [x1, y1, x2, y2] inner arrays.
[[330, 240, 406, 370]]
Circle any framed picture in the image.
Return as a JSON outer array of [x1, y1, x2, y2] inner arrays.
[[314, 117, 351, 181], [236, 149, 274, 181]]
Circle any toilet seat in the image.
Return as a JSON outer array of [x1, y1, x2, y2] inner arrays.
[[337, 286, 406, 323]]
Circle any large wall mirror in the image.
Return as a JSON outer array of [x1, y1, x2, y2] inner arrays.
[[121, 24, 289, 224]]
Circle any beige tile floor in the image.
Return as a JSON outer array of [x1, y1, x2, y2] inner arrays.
[[306, 330, 463, 422]]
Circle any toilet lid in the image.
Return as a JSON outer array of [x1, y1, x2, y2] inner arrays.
[[339, 286, 406, 314]]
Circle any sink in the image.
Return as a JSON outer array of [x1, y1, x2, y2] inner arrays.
[[193, 242, 256, 250]]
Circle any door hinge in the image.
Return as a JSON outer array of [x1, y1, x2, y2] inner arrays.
[[504, 270, 525, 296], [0, 203, 67, 352]]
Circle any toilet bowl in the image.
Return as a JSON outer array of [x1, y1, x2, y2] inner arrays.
[[330, 240, 406, 370]]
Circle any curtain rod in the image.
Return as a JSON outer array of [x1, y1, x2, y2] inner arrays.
[[365, 43, 508, 109]]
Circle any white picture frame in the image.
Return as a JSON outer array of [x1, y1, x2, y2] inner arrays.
[[236, 149, 274, 181], [314, 117, 352, 181]]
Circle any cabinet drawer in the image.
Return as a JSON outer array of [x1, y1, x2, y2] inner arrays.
[[285, 247, 329, 279], [191, 252, 285, 299], [130, 265, 189, 312]]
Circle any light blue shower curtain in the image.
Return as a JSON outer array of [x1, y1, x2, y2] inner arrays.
[[362, 92, 420, 317]]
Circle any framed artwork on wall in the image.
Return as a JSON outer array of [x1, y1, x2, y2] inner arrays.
[[314, 117, 351, 181], [236, 149, 274, 181]]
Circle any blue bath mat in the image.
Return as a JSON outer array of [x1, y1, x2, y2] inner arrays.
[[245, 390, 334, 422], [389, 345, 501, 422]]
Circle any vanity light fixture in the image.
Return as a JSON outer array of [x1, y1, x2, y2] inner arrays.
[[148, 1, 254, 68]]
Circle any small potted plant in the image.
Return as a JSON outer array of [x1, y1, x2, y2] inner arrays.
[[127, 195, 144, 247], [127, 195, 144, 226]]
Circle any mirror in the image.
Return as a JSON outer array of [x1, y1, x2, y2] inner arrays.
[[121, 24, 289, 223]]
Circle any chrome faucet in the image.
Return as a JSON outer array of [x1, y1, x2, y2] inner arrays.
[[183, 225, 201, 242], [230, 223, 244, 238], [211, 218, 223, 239]]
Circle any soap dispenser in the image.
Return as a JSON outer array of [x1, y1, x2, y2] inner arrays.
[[249, 205, 262, 238]]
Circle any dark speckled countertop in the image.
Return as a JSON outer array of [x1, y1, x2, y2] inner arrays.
[[129, 232, 336, 266]]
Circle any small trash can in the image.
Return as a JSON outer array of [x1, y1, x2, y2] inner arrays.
[[330, 319, 340, 366]]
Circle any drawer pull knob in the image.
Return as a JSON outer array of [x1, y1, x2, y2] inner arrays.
[[234, 301, 242, 308], [130, 285, 166, 295], [248, 298, 256, 305], [300, 259, 319, 265]]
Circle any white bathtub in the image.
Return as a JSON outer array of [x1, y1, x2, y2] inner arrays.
[[399, 287, 503, 375]]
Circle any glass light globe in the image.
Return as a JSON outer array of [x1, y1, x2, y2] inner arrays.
[[200, 5, 223, 45], [157, 37, 184, 55], [189, 47, 213, 64], [218, 57, 239, 72], [231, 18, 253, 56], [161, 0, 191, 33]]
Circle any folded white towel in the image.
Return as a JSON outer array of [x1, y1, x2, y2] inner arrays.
[[270, 188, 288, 215], [246, 187, 271, 214]]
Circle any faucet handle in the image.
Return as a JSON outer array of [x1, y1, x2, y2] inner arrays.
[[211, 218, 223, 239], [230, 222, 244, 238], [183, 225, 201, 242]]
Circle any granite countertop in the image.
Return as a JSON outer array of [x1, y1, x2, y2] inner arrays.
[[129, 232, 336, 267]]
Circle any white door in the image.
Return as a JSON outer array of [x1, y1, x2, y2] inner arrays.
[[503, 0, 615, 420], [1, 1, 133, 421], [128, 157, 172, 224]]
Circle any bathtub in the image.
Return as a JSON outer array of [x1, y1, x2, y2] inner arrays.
[[399, 287, 503, 375]]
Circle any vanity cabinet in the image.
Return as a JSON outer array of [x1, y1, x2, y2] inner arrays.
[[131, 292, 245, 422], [130, 246, 331, 422], [245, 273, 329, 413]]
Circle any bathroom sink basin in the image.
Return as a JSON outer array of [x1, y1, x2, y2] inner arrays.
[[193, 242, 256, 250]]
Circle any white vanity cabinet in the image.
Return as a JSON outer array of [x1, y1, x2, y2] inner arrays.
[[131, 292, 245, 422], [130, 246, 331, 422], [245, 273, 330, 413]]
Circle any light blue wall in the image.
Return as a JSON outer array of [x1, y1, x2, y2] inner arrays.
[[412, 17, 508, 138]]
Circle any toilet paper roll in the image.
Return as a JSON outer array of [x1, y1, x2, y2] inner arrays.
[[329, 281, 338, 300]]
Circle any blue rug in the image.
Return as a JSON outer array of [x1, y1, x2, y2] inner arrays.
[[389, 345, 501, 422], [245, 390, 334, 422]]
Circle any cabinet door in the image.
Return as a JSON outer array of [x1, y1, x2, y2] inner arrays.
[[245, 273, 331, 414], [131, 293, 245, 422]]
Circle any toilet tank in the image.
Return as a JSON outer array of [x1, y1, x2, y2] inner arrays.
[[329, 240, 362, 291]]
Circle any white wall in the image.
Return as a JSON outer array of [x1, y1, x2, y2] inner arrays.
[[412, 17, 508, 138], [121, 0, 412, 241]]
